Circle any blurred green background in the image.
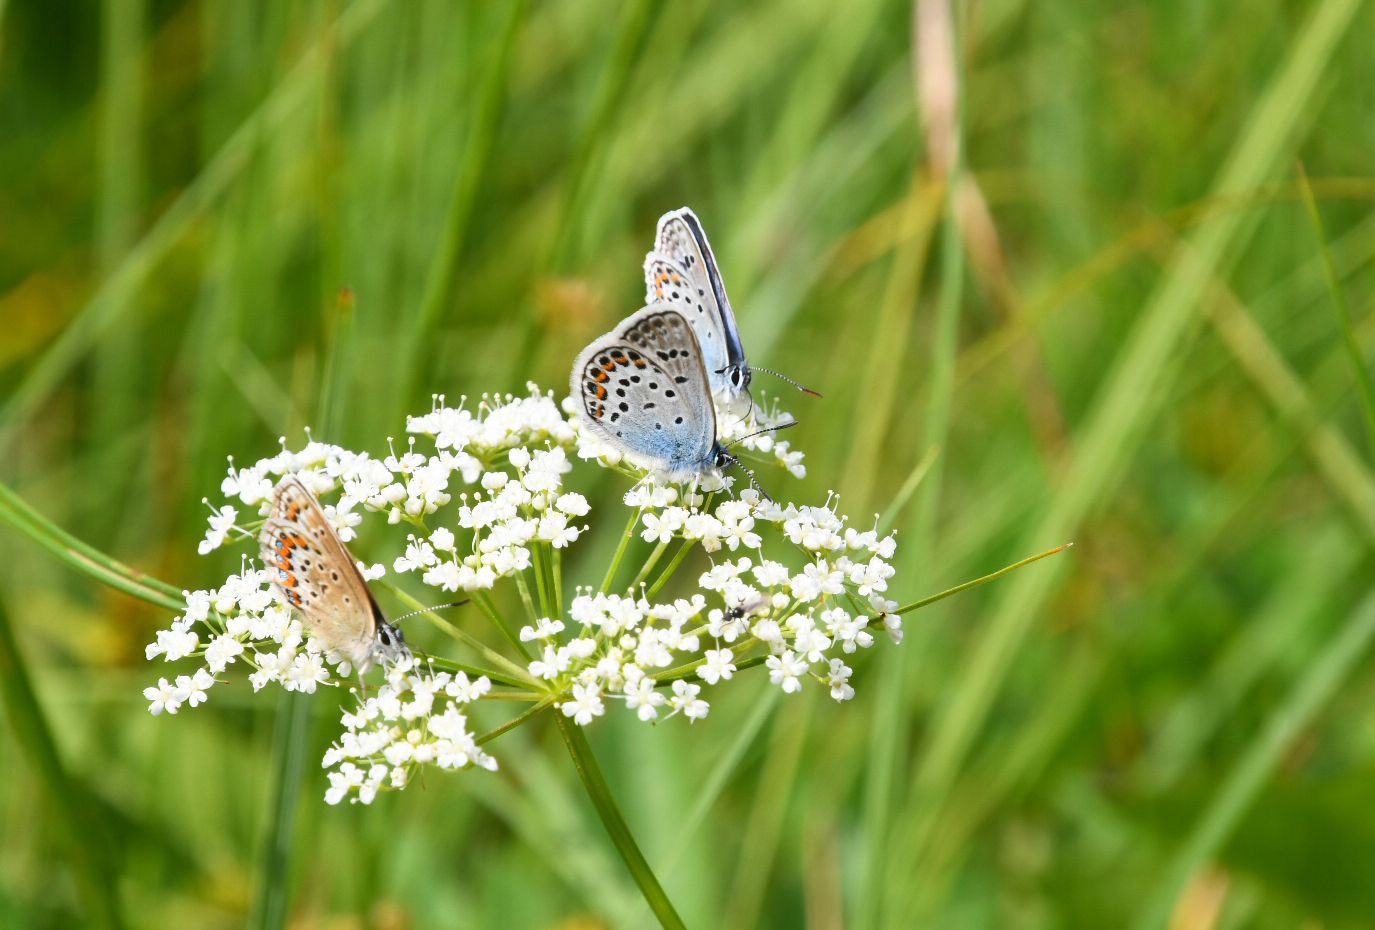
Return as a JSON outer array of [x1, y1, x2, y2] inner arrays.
[[3, 0, 1375, 927]]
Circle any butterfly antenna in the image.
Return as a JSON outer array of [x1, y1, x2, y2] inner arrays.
[[751, 366, 822, 398], [390, 600, 472, 624], [720, 452, 774, 504], [723, 419, 798, 450]]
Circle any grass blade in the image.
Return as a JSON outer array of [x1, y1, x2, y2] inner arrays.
[[1295, 161, 1375, 459], [0, 0, 392, 443], [395, 0, 529, 421], [0, 479, 183, 611], [0, 597, 125, 930], [1132, 591, 1375, 930], [884, 0, 1364, 914]]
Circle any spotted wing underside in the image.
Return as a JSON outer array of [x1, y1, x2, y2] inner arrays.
[[571, 307, 717, 472], [643, 256, 730, 382], [648, 209, 747, 383], [259, 476, 385, 665]]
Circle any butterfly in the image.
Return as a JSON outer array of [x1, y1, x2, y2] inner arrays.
[[571, 304, 790, 497], [644, 207, 819, 411], [259, 475, 408, 673]]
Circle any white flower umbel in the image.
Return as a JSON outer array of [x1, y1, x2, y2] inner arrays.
[[144, 383, 903, 804], [322, 657, 496, 804]]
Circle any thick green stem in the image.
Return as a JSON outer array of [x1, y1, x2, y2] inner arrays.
[[0, 598, 125, 930], [555, 716, 687, 930]]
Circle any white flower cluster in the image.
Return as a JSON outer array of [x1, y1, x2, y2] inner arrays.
[[143, 565, 340, 713], [525, 484, 900, 726], [323, 658, 497, 804], [144, 382, 903, 804], [390, 445, 587, 593]]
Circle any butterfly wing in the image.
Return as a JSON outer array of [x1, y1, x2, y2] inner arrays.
[[645, 208, 750, 403], [644, 256, 730, 391], [571, 306, 719, 477], [259, 476, 399, 669]]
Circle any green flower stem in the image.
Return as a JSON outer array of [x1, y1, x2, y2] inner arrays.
[[475, 693, 559, 746], [892, 543, 1073, 616], [601, 507, 642, 593], [530, 546, 552, 617], [423, 656, 531, 690], [630, 539, 670, 590], [654, 637, 764, 684], [551, 546, 564, 620], [476, 590, 534, 663], [382, 583, 535, 684], [646, 539, 696, 599], [0, 479, 183, 610], [0, 597, 125, 930], [555, 715, 688, 930], [480, 689, 547, 701], [653, 655, 768, 688], [514, 570, 540, 627]]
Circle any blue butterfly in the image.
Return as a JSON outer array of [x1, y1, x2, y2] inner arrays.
[[571, 304, 794, 501], [572, 305, 728, 480], [644, 208, 819, 412]]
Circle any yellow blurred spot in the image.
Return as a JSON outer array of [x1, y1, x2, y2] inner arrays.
[[536, 276, 606, 330], [548, 916, 610, 930], [368, 899, 411, 930], [1168, 867, 1229, 930], [0, 269, 82, 371]]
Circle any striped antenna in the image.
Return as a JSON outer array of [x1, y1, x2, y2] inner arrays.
[[750, 366, 822, 397], [391, 600, 471, 624]]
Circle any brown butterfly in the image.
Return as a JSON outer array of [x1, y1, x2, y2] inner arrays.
[[259, 475, 407, 672]]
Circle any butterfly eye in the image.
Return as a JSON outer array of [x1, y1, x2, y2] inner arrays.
[[378, 628, 392, 646]]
